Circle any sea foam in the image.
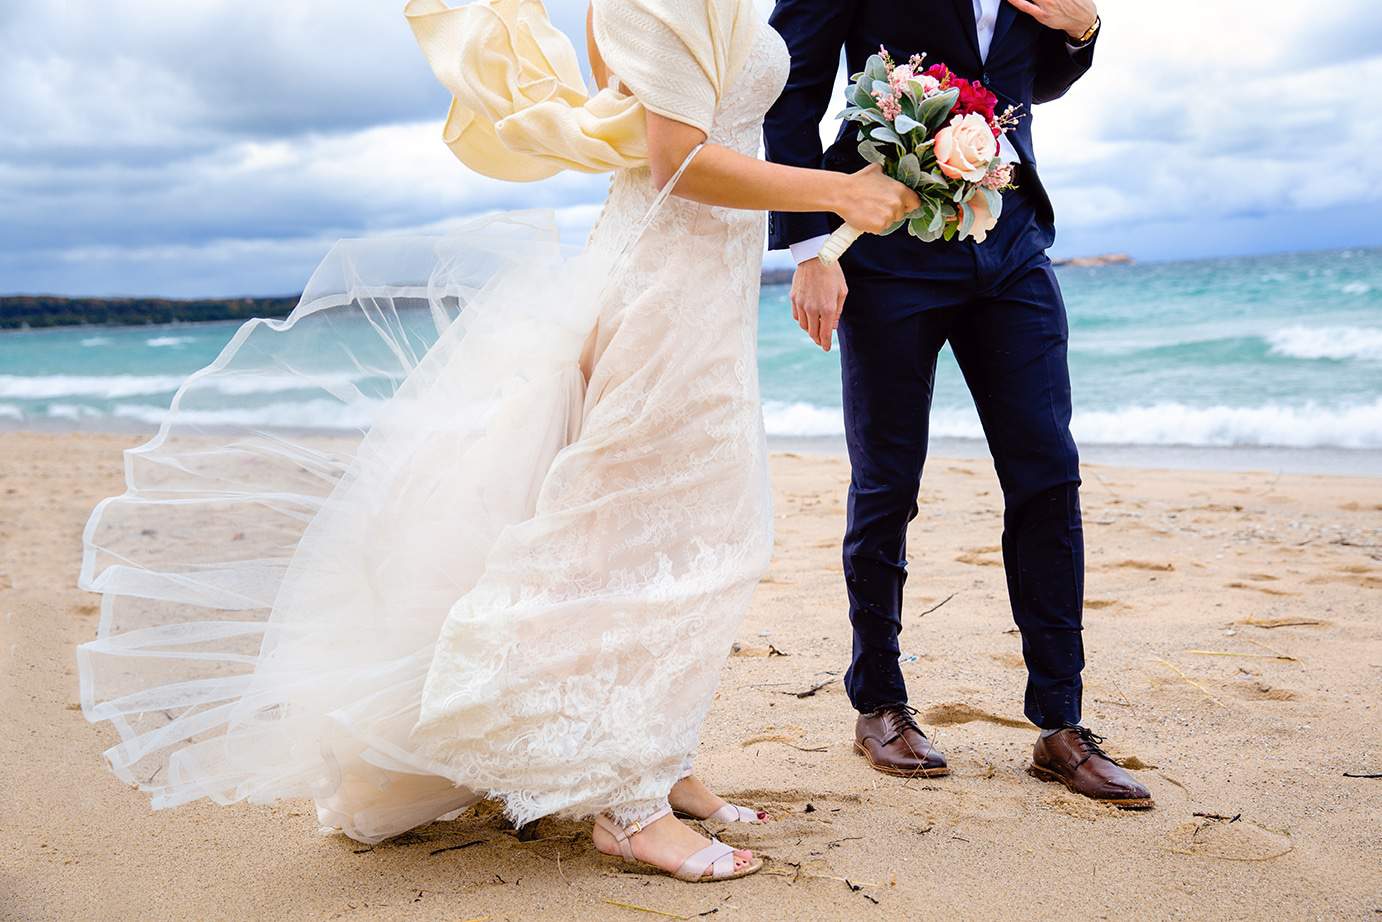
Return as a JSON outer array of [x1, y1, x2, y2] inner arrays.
[[763, 399, 1382, 449], [1267, 325, 1382, 361]]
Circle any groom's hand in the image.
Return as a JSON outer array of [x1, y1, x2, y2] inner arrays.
[[791, 257, 848, 352], [1006, 0, 1098, 40]]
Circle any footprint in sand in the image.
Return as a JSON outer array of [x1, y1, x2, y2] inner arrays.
[[955, 546, 1002, 567], [1226, 581, 1298, 596], [1308, 571, 1382, 590], [1103, 560, 1175, 572], [989, 652, 1025, 670], [1229, 681, 1299, 702], [1166, 817, 1293, 861], [920, 702, 1028, 729]]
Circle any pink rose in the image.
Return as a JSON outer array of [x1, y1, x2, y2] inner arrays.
[[911, 74, 942, 96], [958, 191, 999, 244], [934, 112, 998, 183]]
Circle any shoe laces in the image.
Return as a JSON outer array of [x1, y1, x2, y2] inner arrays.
[[1067, 726, 1114, 768], [880, 704, 925, 741]]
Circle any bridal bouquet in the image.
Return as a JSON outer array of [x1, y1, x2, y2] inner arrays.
[[819, 48, 1022, 265]]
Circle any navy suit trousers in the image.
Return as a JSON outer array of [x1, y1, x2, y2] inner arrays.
[[837, 251, 1085, 729]]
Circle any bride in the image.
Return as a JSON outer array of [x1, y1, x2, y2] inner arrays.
[[76, 0, 917, 883]]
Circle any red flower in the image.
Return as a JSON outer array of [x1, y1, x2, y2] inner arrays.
[[924, 63, 952, 88], [954, 79, 998, 122], [926, 62, 1003, 139]]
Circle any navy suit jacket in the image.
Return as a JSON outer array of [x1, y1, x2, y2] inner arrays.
[[764, 0, 1097, 287]]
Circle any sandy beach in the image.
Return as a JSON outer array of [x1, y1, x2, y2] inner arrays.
[[2, 431, 1379, 921]]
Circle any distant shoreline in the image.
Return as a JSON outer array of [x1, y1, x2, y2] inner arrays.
[[3, 254, 1137, 330]]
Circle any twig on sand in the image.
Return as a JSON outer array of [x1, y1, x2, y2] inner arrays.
[[1242, 636, 1296, 659], [1161, 843, 1294, 863], [917, 593, 957, 618], [514, 834, 580, 846], [1343, 772, 1382, 779], [1154, 658, 1226, 707], [602, 899, 694, 920], [1156, 772, 1187, 791], [1237, 617, 1324, 629], [429, 839, 485, 856], [763, 866, 880, 888], [1186, 649, 1298, 663], [784, 676, 838, 699], [1193, 812, 1241, 823], [1094, 677, 1136, 710]]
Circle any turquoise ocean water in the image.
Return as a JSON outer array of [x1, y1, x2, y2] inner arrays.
[[3, 247, 1380, 473]]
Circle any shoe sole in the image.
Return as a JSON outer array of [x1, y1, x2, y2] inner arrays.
[[854, 741, 951, 778], [1026, 764, 1155, 809], [598, 852, 764, 882]]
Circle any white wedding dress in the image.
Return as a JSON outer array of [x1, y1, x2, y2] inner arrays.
[[77, 18, 789, 843]]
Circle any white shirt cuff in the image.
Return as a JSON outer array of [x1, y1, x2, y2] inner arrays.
[[789, 235, 830, 264]]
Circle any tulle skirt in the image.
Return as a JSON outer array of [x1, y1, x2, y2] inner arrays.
[[77, 198, 774, 843]]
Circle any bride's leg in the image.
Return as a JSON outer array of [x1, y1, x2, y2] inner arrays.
[[592, 799, 756, 879], [669, 757, 770, 823]]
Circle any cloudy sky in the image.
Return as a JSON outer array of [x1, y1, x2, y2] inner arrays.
[[3, 0, 1381, 297]]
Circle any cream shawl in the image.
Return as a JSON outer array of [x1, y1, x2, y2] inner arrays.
[[404, 0, 756, 181]]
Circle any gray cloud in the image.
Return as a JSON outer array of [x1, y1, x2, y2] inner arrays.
[[2, 0, 1380, 297]]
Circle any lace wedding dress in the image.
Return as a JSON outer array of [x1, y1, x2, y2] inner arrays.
[[77, 16, 789, 843]]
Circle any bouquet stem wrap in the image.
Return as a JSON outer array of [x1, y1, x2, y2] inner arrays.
[[818, 224, 863, 266]]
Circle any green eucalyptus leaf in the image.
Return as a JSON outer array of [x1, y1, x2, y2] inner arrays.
[[894, 113, 924, 136], [870, 125, 903, 146], [897, 152, 921, 187], [858, 140, 886, 166], [959, 200, 975, 238], [917, 88, 960, 130], [881, 218, 907, 236], [872, 79, 892, 98], [850, 84, 877, 110], [864, 54, 888, 82], [913, 171, 948, 193], [927, 201, 946, 234], [981, 187, 1003, 219]]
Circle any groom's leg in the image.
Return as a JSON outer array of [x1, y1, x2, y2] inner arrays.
[[836, 291, 951, 713], [947, 259, 1085, 729]]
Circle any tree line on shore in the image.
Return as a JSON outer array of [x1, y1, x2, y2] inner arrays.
[[2, 255, 1133, 330], [0, 296, 299, 330]]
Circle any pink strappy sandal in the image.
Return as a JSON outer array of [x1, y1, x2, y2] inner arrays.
[[593, 806, 763, 882], [675, 802, 771, 824]]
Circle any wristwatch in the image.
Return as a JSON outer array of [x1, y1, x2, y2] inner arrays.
[[1071, 14, 1100, 46]]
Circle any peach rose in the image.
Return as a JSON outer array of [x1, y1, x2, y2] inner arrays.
[[934, 112, 997, 183], [958, 191, 999, 244]]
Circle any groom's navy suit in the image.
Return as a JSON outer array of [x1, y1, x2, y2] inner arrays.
[[764, 1, 1099, 729]]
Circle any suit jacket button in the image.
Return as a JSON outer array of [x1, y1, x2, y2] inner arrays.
[[981, 71, 992, 86]]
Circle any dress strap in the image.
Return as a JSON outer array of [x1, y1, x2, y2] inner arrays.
[[613, 143, 705, 266]]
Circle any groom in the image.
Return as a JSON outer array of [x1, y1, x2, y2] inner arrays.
[[765, 0, 1151, 807]]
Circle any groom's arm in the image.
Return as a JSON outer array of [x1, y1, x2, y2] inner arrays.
[[763, 0, 859, 253], [1008, 0, 1100, 104]]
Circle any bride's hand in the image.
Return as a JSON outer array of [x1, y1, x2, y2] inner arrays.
[[836, 165, 921, 233]]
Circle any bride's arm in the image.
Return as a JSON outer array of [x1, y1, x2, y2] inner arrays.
[[645, 112, 918, 234], [586, 6, 609, 89]]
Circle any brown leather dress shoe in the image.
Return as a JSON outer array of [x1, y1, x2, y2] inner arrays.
[[854, 705, 950, 778], [1029, 727, 1154, 809]]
